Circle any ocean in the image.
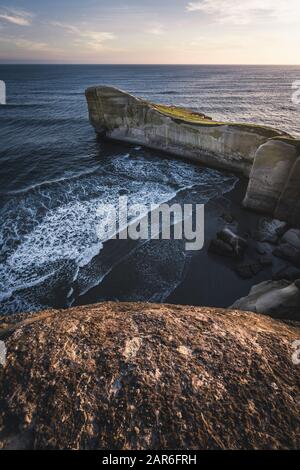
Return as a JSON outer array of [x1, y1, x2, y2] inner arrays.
[[0, 64, 299, 315]]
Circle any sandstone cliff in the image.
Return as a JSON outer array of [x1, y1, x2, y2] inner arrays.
[[86, 86, 284, 177], [85, 86, 300, 227], [0, 302, 299, 450], [243, 138, 300, 225]]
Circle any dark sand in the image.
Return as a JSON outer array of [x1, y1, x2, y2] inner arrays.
[[76, 176, 286, 309], [169, 178, 276, 307]]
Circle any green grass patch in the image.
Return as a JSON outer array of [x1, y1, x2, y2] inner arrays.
[[152, 103, 290, 138], [153, 104, 214, 124]]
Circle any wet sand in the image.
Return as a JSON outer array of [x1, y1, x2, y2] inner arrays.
[[77, 175, 286, 309], [169, 177, 275, 308]]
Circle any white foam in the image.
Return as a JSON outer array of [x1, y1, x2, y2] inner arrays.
[[0, 180, 176, 300], [0, 152, 237, 313]]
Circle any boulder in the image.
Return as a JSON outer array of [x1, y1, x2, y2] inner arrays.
[[221, 212, 235, 224], [251, 217, 287, 244], [0, 302, 299, 450], [243, 139, 299, 215], [273, 266, 300, 282], [231, 280, 300, 321], [259, 254, 273, 267], [235, 263, 261, 279], [209, 228, 247, 259], [209, 238, 235, 257], [234, 256, 271, 280], [274, 229, 300, 267]]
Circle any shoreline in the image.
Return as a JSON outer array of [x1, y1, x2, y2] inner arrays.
[[169, 177, 274, 307], [75, 174, 281, 311]]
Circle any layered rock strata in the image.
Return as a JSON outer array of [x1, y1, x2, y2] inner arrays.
[[86, 87, 300, 227]]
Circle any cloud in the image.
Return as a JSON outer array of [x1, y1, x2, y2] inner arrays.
[[51, 21, 116, 50], [189, 35, 241, 50], [186, 0, 300, 25], [0, 7, 33, 26], [0, 36, 58, 52], [146, 23, 165, 35]]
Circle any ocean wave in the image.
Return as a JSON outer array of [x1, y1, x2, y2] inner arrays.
[[1, 166, 103, 196], [0, 152, 237, 314], [0, 103, 46, 109], [0, 117, 87, 126], [0, 171, 176, 306]]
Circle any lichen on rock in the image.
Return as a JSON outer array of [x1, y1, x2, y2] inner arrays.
[[0, 302, 299, 450]]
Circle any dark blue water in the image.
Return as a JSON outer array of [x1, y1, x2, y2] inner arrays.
[[0, 65, 299, 315]]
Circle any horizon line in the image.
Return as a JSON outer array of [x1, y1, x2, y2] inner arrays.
[[0, 63, 300, 66]]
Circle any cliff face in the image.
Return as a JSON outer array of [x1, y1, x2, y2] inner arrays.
[[0, 302, 299, 450], [86, 86, 283, 177], [86, 86, 300, 227], [243, 138, 300, 225]]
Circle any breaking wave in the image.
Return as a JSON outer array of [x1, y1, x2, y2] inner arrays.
[[0, 152, 237, 314]]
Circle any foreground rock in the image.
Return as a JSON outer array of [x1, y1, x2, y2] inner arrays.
[[0, 302, 299, 450], [232, 280, 300, 321], [85, 86, 300, 225]]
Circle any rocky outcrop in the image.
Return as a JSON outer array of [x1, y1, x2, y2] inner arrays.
[[274, 229, 300, 267], [243, 138, 300, 217], [273, 266, 300, 282], [0, 302, 299, 450], [86, 87, 300, 226], [86, 86, 286, 177], [231, 280, 300, 321], [209, 228, 247, 258], [251, 218, 287, 244]]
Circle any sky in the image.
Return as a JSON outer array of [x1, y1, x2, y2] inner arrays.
[[0, 0, 299, 64]]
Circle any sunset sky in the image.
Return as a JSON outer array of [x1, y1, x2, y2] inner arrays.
[[0, 0, 299, 64]]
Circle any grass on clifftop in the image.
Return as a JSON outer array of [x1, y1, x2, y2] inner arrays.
[[153, 104, 214, 124], [153, 103, 290, 138]]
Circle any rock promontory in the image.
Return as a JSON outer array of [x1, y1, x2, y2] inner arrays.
[[0, 302, 299, 450], [85, 86, 300, 227], [231, 279, 300, 320]]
